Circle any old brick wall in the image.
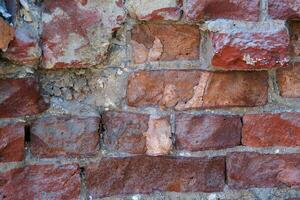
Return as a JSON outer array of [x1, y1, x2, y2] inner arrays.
[[0, 0, 300, 199]]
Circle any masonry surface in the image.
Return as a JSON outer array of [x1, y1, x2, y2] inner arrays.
[[0, 0, 300, 200]]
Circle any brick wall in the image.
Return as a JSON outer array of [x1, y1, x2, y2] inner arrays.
[[0, 0, 300, 199]]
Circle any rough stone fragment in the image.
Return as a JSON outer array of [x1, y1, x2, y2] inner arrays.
[[86, 156, 225, 198], [175, 114, 241, 151], [227, 152, 300, 189], [2, 23, 41, 64], [242, 113, 300, 147], [143, 116, 172, 156], [0, 17, 14, 50], [41, 0, 126, 69], [277, 64, 300, 98], [31, 115, 100, 158], [184, 0, 260, 21], [269, 0, 300, 20], [127, 70, 268, 109], [290, 22, 300, 56], [103, 112, 172, 155], [209, 20, 289, 70], [126, 0, 182, 21], [131, 24, 200, 64], [0, 164, 80, 200], [0, 122, 24, 162], [0, 78, 49, 118]]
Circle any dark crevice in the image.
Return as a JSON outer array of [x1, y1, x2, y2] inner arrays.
[[240, 117, 244, 145], [24, 124, 31, 144], [224, 157, 228, 185]]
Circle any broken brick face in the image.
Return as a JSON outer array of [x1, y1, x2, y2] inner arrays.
[[31, 115, 100, 158], [0, 123, 24, 162], [41, 0, 126, 69], [131, 24, 200, 63], [86, 156, 225, 198]]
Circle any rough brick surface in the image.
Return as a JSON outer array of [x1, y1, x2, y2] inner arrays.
[[0, 78, 49, 118], [0, 164, 80, 200], [175, 114, 242, 151], [210, 21, 289, 70], [277, 64, 300, 98], [31, 115, 100, 158], [103, 112, 172, 155], [126, 0, 182, 21], [2, 23, 41, 64], [0, 18, 14, 50], [227, 152, 300, 189], [290, 22, 300, 56], [86, 156, 225, 198], [127, 70, 268, 109], [131, 24, 200, 64], [184, 0, 260, 21], [269, 0, 300, 20], [0, 123, 24, 162], [41, 0, 126, 69], [242, 113, 300, 147]]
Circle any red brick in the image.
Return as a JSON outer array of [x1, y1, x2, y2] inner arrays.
[[184, 0, 260, 21], [210, 24, 289, 70], [127, 70, 268, 109], [242, 113, 300, 147], [175, 114, 241, 151], [86, 156, 225, 198], [2, 23, 41, 65], [103, 112, 172, 155], [41, 0, 126, 69], [31, 115, 100, 158], [131, 24, 200, 64], [0, 78, 49, 118], [0, 164, 80, 200], [0, 18, 14, 50], [126, 0, 182, 21], [227, 152, 300, 189], [277, 64, 300, 98], [290, 22, 300, 56], [269, 0, 300, 20], [0, 123, 24, 162]]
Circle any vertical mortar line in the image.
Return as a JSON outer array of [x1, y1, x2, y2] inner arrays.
[[259, 0, 269, 22], [268, 69, 281, 105], [170, 112, 176, 151], [79, 166, 88, 200]]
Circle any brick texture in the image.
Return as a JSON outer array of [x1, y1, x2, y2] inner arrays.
[[175, 114, 242, 151], [0, 123, 24, 162], [31, 115, 100, 158], [127, 70, 268, 109], [269, 0, 300, 20], [227, 152, 300, 189], [0, 164, 80, 200], [0, 18, 14, 50], [184, 0, 260, 21], [290, 22, 300, 56], [277, 64, 300, 98], [131, 24, 200, 63], [86, 156, 225, 198], [0, 78, 48, 118]]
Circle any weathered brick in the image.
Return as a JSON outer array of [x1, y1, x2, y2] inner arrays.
[[86, 156, 225, 198], [175, 114, 241, 151], [0, 123, 24, 162], [127, 70, 268, 109], [227, 152, 300, 189], [290, 22, 300, 56], [31, 115, 100, 158], [41, 0, 126, 69], [184, 0, 260, 21], [2, 23, 41, 65], [126, 0, 182, 21], [103, 111, 172, 155], [269, 0, 300, 20], [0, 78, 49, 118], [277, 64, 300, 98], [0, 164, 80, 200], [131, 24, 200, 64], [242, 113, 300, 147], [210, 21, 289, 70], [0, 18, 14, 50]]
